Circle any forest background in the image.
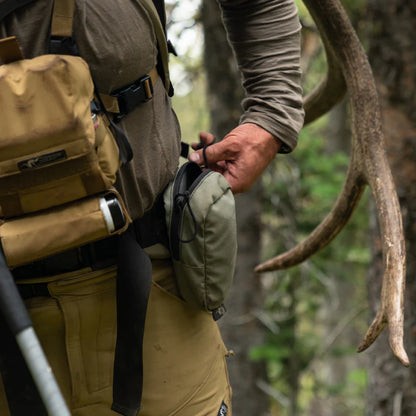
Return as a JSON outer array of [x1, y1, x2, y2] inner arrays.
[[165, 1, 415, 415]]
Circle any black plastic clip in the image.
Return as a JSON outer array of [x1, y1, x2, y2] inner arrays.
[[111, 75, 154, 122], [49, 36, 79, 56]]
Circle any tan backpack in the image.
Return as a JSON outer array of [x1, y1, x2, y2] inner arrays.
[[0, 0, 170, 268]]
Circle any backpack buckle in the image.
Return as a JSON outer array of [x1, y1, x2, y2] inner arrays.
[[49, 36, 79, 55], [111, 75, 154, 122]]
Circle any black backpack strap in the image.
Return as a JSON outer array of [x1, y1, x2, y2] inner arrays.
[[152, 0, 166, 31], [141, 0, 172, 95], [151, 0, 175, 96], [111, 226, 152, 416], [0, 0, 36, 21]]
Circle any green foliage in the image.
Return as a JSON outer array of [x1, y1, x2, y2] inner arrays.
[[259, 120, 370, 415]]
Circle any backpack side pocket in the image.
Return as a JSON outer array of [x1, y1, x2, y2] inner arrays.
[[0, 189, 131, 269]]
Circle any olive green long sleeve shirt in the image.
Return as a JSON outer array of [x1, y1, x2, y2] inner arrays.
[[219, 0, 304, 153]]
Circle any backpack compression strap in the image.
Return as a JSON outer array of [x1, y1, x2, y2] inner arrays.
[[49, 0, 134, 164], [50, 0, 75, 37]]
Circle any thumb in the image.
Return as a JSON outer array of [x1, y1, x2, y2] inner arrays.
[[189, 141, 226, 167]]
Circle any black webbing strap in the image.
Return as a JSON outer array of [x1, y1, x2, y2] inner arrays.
[[152, 0, 166, 32], [112, 226, 152, 416], [0, 0, 36, 21], [150, 0, 174, 96], [180, 142, 190, 159]]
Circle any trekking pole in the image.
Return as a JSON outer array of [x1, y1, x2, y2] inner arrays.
[[0, 251, 71, 416]]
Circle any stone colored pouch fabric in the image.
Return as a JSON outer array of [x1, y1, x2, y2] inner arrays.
[[164, 161, 237, 316]]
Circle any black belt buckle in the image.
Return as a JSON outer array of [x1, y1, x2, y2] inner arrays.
[[111, 75, 153, 122]]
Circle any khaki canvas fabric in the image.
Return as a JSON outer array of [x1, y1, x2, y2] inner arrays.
[[0, 53, 121, 218], [0, 261, 232, 416], [0, 190, 130, 268]]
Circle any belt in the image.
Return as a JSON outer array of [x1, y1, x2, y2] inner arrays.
[[14, 194, 169, 298], [13, 236, 118, 281]]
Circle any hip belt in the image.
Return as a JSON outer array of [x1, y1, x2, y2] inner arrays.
[[13, 193, 168, 292]]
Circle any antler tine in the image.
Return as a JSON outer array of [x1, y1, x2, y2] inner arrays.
[[256, 0, 409, 366], [356, 168, 408, 365], [343, 52, 408, 365], [355, 119, 408, 365]]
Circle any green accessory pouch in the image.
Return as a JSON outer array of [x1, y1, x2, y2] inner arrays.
[[164, 161, 237, 318]]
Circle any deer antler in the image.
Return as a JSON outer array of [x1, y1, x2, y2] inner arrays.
[[255, 0, 409, 366]]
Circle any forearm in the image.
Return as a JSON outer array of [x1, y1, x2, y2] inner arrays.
[[217, 0, 304, 152]]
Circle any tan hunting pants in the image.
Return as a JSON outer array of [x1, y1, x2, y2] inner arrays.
[[0, 259, 232, 416]]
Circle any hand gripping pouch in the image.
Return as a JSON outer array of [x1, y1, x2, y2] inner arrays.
[[164, 161, 237, 317]]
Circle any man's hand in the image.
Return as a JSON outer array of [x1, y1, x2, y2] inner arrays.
[[189, 123, 281, 194]]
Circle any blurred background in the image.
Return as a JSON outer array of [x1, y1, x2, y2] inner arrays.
[[165, 1, 416, 415]]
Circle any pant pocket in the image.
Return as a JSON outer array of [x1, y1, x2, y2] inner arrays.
[[140, 276, 233, 416], [47, 267, 118, 408]]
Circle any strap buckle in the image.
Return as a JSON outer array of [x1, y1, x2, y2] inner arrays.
[[111, 75, 154, 122], [49, 35, 78, 55]]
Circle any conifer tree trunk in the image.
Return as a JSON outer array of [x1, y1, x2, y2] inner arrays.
[[366, 1, 416, 413], [201, 1, 270, 414]]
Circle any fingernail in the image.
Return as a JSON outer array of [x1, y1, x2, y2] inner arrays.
[[189, 152, 200, 163]]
